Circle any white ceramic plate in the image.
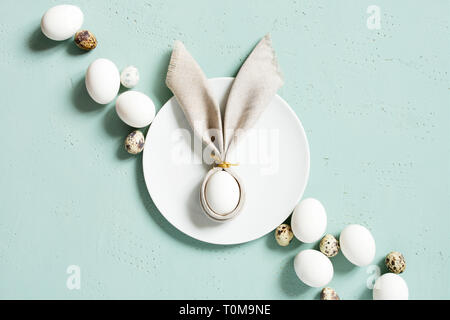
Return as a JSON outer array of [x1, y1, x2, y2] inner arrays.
[[143, 77, 309, 245]]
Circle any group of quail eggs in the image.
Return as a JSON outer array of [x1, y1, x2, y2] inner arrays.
[[275, 222, 407, 300]]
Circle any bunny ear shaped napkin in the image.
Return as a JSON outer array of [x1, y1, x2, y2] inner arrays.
[[166, 34, 283, 221]]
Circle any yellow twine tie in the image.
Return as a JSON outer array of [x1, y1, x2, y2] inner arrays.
[[210, 153, 239, 169]]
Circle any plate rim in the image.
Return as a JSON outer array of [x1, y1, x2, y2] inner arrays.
[[143, 77, 310, 245]]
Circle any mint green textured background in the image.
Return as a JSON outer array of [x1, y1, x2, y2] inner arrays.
[[0, 0, 449, 299]]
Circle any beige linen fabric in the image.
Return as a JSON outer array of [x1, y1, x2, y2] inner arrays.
[[222, 34, 284, 157], [166, 41, 224, 156], [166, 34, 283, 221]]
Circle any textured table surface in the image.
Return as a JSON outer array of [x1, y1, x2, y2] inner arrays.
[[0, 0, 449, 299]]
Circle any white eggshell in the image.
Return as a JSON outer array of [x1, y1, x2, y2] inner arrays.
[[85, 59, 120, 105], [294, 249, 333, 287], [340, 224, 376, 266], [373, 273, 409, 300], [205, 171, 240, 215], [115, 91, 156, 128], [40, 5, 84, 41], [120, 66, 140, 88], [291, 198, 327, 243]]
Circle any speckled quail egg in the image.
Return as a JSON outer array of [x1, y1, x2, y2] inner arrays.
[[320, 287, 340, 300], [74, 30, 97, 50], [120, 65, 140, 88], [385, 251, 406, 274], [274, 224, 294, 246], [320, 234, 340, 257], [124, 130, 145, 154]]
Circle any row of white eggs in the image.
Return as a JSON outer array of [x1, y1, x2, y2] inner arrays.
[[85, 58, 155, 128], [290, 198, 408, 299]]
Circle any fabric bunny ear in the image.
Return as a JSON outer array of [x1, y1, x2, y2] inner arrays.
[[166, 36, 283, 222], [222, 34, 284, 157], [166, 41, 224, 157]]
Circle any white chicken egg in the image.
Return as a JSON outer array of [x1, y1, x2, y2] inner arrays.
[[373, 273, 409, 300], [85, 58, 120, 104], [115, 91, 156, 128], [294, 249, 333, 287], [291, 198, 327, 243], [205, 170, 240, 215], [340, 224, 376, 266], [41, 5, 84, 41]]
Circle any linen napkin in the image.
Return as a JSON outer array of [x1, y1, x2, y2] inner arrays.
[[166, 41, 224, 158], [222, 35, 284, 157], [166, 34, 283, 221]]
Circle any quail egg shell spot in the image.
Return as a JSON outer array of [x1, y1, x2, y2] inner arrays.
[[125, 130, 145, 154], [205, 171, 240, 215], [321, 287, 340, 300], [121, 66, 140, 88], [85, 58, 120, 104], [373, 273, 409, 300], [275, 224, 294, 246], [291, 198, 327, 243], [320, 234, 340, 257], [340, 224, 376, 266], [41, 5, 84, 41], [115, 91, 156, 128], [294, 249, 333, 288], [385, 251, 406, 274], [74, 30, 97, 51]]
